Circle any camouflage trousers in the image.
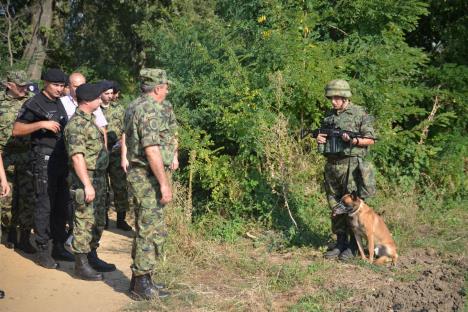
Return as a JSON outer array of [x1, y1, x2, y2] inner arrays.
[[127, 166, 167, 276], [107, 149, 129, 213], [324, 156, 376, 235], [0, 152, 34, 232], [71, 171, 107, 254]]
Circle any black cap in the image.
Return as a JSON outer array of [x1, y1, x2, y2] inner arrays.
[[76, 83, 103, 102], [41, 68, 67, 83], [98, 80, 114, 92]]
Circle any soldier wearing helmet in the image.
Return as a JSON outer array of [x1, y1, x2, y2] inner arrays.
[[317, 79, 377, 261]]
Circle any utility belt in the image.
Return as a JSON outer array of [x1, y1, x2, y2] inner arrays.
[[32, 145, 55, 156]]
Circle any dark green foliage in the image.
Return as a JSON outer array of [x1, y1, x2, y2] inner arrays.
[[2, 0, 466, 243]]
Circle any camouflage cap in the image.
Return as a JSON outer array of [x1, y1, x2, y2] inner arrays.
[[4, 70, 29, 86], [140, 68, 172, 87]]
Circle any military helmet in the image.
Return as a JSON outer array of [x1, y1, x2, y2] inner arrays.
[[324, 79, 352, 98]]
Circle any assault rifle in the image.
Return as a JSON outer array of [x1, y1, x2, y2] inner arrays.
[[25, 101, 67, 137], [300, 127, 377, 141]]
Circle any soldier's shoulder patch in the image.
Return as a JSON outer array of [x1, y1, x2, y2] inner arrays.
[[149, 118, 159, 130]]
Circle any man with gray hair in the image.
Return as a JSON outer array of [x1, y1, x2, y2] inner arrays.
[[123, 68, 178, 300]]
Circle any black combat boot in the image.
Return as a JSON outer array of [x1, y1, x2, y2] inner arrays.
[[130, 274, 169, 300], [16, 229, 37, 254], [87, 249, 116, 272], [116, 212, 132, 231], [75, 253, 103, 281], [324, 233, 348, 259], [5, 228, 17, 249], [36, 243, 59, 269], [52, 242, 75, 261], [339, 233, 358, 261], [129, 274, 166, 291]]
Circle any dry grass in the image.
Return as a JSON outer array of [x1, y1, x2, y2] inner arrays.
[[121, 170, 467, 311]]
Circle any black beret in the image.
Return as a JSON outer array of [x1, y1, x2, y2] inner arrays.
[[98, 80, 114, 92], [111, 81, 121, 93], [41, 68, 67, 83], [76, 83, 103, 102]]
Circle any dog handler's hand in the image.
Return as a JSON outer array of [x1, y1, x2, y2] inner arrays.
[[317, 133, 327, 144]]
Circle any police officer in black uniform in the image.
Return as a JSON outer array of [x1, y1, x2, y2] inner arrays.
[[13, 68, 74, 269]]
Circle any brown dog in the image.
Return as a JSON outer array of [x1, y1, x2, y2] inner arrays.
[[337, 193, 398, 265]]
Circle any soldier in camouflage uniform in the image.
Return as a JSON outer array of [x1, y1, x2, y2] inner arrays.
[[317, 79, 377, 261], [99, 80, 132, 231], [0, 70, 36, 253], [124, 68, 178, 300], [65, 83, 115, 280]]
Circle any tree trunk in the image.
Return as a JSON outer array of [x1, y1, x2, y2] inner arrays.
[[22, 0, 54, 80]]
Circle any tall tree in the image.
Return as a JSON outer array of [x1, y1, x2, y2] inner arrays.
[[22, 0, 54, 79]]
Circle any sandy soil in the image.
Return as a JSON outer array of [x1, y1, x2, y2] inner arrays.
[[0, 221, 134, 312]]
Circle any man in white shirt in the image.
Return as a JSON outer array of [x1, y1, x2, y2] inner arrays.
[[60, 72, 108, 128]]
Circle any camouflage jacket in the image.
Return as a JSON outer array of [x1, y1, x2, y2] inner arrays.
[[320, 103, 375, 157], [101, 103, 125, 150], [0, 91, 31, 155], [65, 108, 109, 172], [124, 95, 178, 168]]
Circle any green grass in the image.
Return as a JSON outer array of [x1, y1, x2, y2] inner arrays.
[[288, 287, 354, 312], [123, 183, 467, 311]]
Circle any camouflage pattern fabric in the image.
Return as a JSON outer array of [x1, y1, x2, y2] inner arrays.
[[108, 149, 129, 213], [65, 108, 109, 253], [140, 68, 172, 88], [101, 103, 129, 213], [124, 94, 177, 276], [124, 96, 177, 168], [127, 167, 167, 275], [71, 172, 107, 253], [0, 91, 33, 232], [320, 103, 376, 235], [319, 103, 375, 157], [101, 103, 125, 151], [2, 70, 29, 86]]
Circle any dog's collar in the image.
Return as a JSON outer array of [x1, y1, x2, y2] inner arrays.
[[348, 199, 363, 216]]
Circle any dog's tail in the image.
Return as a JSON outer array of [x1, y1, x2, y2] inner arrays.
[[374, 246, 398, 265]]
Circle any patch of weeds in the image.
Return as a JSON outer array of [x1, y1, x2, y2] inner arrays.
[[253, 230, 289, 252], [394, 265, 424, 283], [268, 260, 309, 291], [307, 260, 333, 274], [234, 253, 268, 277], [195, 214, 247, 243], [288, 287, 353, 312], [288, 294, 324, 312]]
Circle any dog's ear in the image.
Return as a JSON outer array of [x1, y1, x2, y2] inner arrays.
[[351, 191, 358, 201]]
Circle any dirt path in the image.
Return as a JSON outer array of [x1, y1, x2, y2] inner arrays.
[[0, 222, 134, 312]]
